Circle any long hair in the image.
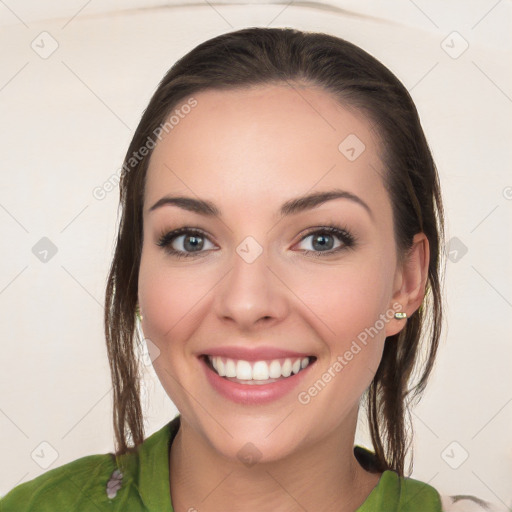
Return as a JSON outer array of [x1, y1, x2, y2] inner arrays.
[[104, 27, 444, 476]]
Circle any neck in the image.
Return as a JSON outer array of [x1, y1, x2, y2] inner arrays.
[[169, 410, 382, 512]]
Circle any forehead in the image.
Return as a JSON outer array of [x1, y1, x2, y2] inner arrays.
[[144, 84, 387, 214]]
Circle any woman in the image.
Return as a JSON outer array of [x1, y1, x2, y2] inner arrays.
[[2, 27, 504, 512]]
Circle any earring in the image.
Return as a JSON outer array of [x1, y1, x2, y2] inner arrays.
[[135, 304, 145, 345], [394, 312, 407, 320]]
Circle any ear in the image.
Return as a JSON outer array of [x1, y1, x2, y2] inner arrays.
[[385, 233, 430, 337]]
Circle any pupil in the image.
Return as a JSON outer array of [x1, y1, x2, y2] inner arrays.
[[313, 234, 332, 251], [185, 235, 202, 251]]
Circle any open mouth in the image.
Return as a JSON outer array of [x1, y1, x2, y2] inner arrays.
[[201, 355, 317, 385]]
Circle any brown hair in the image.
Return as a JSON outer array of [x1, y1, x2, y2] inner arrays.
[[104, 27, 444, 476]]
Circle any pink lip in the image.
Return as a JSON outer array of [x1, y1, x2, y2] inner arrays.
[[199, 355, 315, 405], [200, 345, 312, 362]]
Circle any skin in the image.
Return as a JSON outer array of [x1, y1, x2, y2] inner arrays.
[[137, 84, 429, 512]]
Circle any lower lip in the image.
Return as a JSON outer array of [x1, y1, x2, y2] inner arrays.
[[200, 357, 314, 405]]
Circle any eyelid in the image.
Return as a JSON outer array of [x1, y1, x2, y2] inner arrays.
[[294, 226, 355, 254], [156, 224, 356, 258], [156, 226, 215, 258]]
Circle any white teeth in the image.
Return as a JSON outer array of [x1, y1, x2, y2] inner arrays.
[[236, 360, 252, 380], [206, 355, 313, 381], [217, 358, 226, 377], [269, 360, 282, 379], [225, 359, 237, 378], [252, 361, 269, 380], [281, 359, 292, 377]]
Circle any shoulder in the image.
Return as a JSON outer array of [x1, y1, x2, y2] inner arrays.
[[1, 417, 179, 512], [1, 453, 119, 511], [355, 447, 508, 512], [389, 472, 444, 511], [392, 473, 508, 512], [388, 473, 507, 512]]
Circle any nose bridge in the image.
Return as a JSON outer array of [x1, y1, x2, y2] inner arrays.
[[214, 233, 288, 327]]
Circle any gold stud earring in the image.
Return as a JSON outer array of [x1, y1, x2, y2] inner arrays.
[[394, 312, 407, 320]]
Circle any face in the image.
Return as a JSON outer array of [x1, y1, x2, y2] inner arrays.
[[138, 84, 406, 462]]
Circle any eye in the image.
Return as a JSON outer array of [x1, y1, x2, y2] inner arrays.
[[156, 225, 356, 260], [156, 227, 216, 259], [295, 226, 355, 257]]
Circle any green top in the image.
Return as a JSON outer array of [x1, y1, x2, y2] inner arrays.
[[1, 414, 442, 511]]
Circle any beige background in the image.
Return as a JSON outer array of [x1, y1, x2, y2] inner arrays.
[[1, 0, 511, 507]]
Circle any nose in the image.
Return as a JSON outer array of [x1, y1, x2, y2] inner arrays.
[[213, 243, 289, 331]]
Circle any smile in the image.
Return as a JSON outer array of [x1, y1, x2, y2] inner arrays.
[[204, 355, 314, 385]]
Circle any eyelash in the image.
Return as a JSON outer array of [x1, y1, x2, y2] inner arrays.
[[156, 225, 356, 260]]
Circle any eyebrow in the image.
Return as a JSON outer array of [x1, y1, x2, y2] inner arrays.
[[148, 188, 373, 220]]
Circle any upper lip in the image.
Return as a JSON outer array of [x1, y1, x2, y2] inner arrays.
[[200, 346, 313, 361]]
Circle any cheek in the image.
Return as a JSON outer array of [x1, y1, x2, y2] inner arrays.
[[292, 266, 393, 424], [137, 247, 222, 362], [137, 252, 216, 410], [293, 257, 394, 343], [288, 252, 396, 409]]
